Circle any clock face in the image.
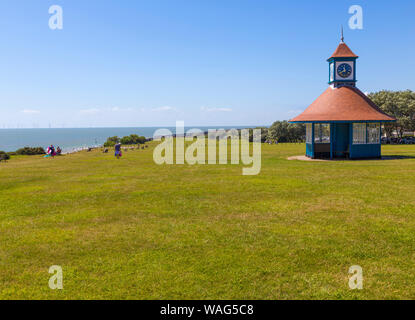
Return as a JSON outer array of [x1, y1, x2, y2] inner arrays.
[[337, 63, 352, 78]]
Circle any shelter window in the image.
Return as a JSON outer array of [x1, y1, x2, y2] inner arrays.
[[314, 123, 330, 144], [306, 124, 312, 144], [353, 123, 366, 144], [367, 123, 380, 144]]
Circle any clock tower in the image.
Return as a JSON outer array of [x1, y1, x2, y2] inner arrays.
[[290, 32, 396, 161], [327, 30, 358, 88]]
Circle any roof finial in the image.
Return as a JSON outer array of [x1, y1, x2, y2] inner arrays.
[[341, 25, 344, 43]]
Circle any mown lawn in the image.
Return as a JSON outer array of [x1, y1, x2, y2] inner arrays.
[[0, 142, 415, 300]]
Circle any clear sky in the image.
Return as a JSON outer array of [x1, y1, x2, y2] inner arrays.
[[0, 0, 413, 128]]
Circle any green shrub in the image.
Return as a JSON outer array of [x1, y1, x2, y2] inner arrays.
[[15, 147, 46, 155], [267, 121, 305, 143], [109, 134, 147, 146], [103, 136, 119, 147], [247, 127, 269, 143], [135, 135, 147, 145], [120, 135, 134, 145], [0, 151, 10, 161]]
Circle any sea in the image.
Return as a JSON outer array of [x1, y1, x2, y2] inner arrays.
[[0, 126, 257, 153]]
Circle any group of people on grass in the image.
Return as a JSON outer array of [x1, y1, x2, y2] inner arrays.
[[45, 145, 62, 157], [45, 142, 138, 159]]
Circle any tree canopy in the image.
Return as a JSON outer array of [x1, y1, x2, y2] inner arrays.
[[369, 90, 415, 138], [103, 136, 120, 147], [120, 134, 147, 145], [104, 134, 147, 147], [267, 121, 305, 143]]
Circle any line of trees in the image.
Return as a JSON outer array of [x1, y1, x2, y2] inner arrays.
[[368, 90, 415, 138], [104, 134, 147, 147]]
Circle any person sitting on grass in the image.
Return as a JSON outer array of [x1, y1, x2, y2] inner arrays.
[[114, 142, 122, 159], [46, 145, 56, 157], [50, 145, 56, 157]]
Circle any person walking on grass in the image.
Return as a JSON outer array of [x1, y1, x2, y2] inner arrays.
[[114, 142, 122, 159]]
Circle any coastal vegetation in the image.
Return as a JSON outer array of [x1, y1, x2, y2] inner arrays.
[[0, 147, 46, 160], [1, 142, 415, 299], [0, 151, 10, 162], [103, 134, 147, 147], [14, 147, 46, 156]]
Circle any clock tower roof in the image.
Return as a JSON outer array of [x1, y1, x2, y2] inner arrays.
[[328, 42, 359, 60]]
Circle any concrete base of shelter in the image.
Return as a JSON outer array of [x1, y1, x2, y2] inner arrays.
[[287, 155, 409, 161]]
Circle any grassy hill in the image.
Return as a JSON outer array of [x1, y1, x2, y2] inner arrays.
[[1, 143, 415, 299]]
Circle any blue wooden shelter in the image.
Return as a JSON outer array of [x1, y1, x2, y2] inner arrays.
[[290, 36, 396, 159]]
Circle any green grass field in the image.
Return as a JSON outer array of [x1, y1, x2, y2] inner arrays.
[[1, 143, 415, 300]]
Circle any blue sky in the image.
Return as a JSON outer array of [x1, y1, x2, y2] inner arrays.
[[0, 0, 413, 128]]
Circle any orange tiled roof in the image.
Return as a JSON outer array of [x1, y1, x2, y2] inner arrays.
[[289, 86, 396, 122], [328, 42, 359, 59]]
